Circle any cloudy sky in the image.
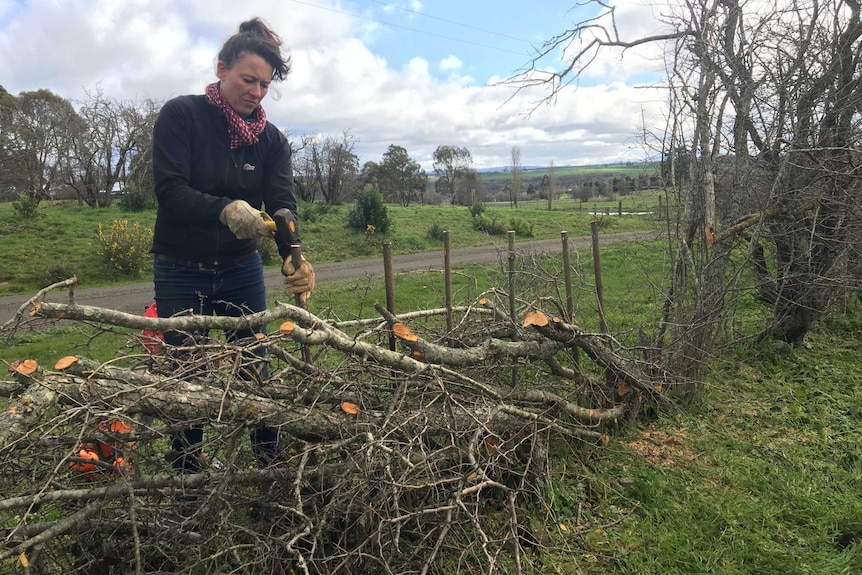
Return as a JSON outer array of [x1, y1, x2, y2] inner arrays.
[[0, 0, 673, 170]]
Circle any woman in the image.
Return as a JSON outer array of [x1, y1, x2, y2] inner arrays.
[[150, 17, 314, 471]]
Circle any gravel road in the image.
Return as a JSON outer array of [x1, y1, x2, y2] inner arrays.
[[0, 230, 658, 327]]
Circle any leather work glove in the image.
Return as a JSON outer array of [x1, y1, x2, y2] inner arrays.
[[282, 255, 315, 306], [219, 200, 274, 240]]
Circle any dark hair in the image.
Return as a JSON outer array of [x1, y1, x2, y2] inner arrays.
[[218, 18, 291, 81]]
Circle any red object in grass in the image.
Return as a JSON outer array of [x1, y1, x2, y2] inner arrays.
[[142, 302, 164, 355]]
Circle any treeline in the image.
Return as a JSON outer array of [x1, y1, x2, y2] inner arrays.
[[0, 87, 482, 208], [1, 85, 657, 211], [0, 86, 159, 207]]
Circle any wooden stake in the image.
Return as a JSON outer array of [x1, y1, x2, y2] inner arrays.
[[291, 244, 311, 363], [561, 231, 574, 322], [383, 242, 396, 352], [590, 221, 608, 334], [443, 231, 453, 345], [508, 231, 518, 387], [562, 231, 580, 366]]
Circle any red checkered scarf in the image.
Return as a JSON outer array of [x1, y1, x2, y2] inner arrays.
[[205, 81, 267, 150]]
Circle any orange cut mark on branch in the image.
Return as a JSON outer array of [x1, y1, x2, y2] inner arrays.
[[340, 401, 359, 415], [410, 351, 427, 363], [54, 356, 79, 370], [484, 435, 500, 455], [478, 298, 489, 305], [279, 321, 295, 334], [393, 323, 418, 342], [254, 332, 266, 341], [705, 225, 715, 246], [11, 359, 38, 376], [28, 302, 42, 317], [522, 310, 549, 328], [617, 379, 632, 397]]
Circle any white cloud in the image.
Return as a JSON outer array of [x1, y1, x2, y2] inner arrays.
[[439, 55, 462, 73], [0, 0, 669, 170]]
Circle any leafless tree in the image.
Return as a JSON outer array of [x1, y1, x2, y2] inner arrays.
[[505, 0, 862, 385], [125, 108, 160, 198], [510, 145, 522, 208], [546, 160, 556, 210], [65, 89, 159, 207], [293, 131, 360, 205]]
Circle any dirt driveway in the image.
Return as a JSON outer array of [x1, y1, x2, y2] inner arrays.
[[0, 231, 658, 327]]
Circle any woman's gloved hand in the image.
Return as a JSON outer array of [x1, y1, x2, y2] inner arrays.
[[219, 200, 274, 239], [282, 255, 315, 306]]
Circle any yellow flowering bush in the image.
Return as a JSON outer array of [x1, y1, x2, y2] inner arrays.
[[96, 219, 153, 277], [257, 236, 279, 265]]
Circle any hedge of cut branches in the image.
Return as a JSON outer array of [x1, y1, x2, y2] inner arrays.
[[0, 282, 668, 575]]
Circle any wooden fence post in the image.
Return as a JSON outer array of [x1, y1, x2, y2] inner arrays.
[[383, 242, 396, 351], [562, 231, 580, 366], [508, 231, 518, 387], [590, 221, 608, 334], [561, 231, 573, 322], [444, 231, 453, 345]]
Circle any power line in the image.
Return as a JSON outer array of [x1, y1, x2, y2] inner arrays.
[[367, 0, 536, 45], [287, 0, 533, 56]]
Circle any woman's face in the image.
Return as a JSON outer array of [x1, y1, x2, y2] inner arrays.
[[216, 52, 273, 117]]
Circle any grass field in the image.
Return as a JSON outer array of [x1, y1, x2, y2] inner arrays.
[[531, 315, 862, 575], [2, 195, 860, 574], [0, 194, 663, 296]]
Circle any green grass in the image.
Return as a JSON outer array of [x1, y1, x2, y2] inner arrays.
[[0, 238, 668, 366], [0, 202, 157, 295], [567, 324, 862, 575], [0, 198, 661, 296], [2, 205, 859, 574], [0, 324, 142, 366]]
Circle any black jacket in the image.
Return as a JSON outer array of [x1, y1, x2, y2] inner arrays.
[[151, 94, 297, 261]]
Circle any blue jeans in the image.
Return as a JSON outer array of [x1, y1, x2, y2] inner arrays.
[[153, 252, 280, 470]]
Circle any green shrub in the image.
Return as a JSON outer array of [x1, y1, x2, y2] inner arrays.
[[469, 212, 534, 237], [347, 186, 391, 234], [472, 213, 507, 235], [96, 219, 153, 277], [426, 221, 445, 242], [300, 201, 339, 224], [36, 262, 79, 286], [508, 217, 535, 237], [469, 202, 486, 218], [593, 215, 617, 230], [117, 185, 157, 212], [12, 194, 41, 219]]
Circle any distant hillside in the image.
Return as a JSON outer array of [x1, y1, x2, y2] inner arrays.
[[475, 165, 562, 173], [476, 162, 662, 198]]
